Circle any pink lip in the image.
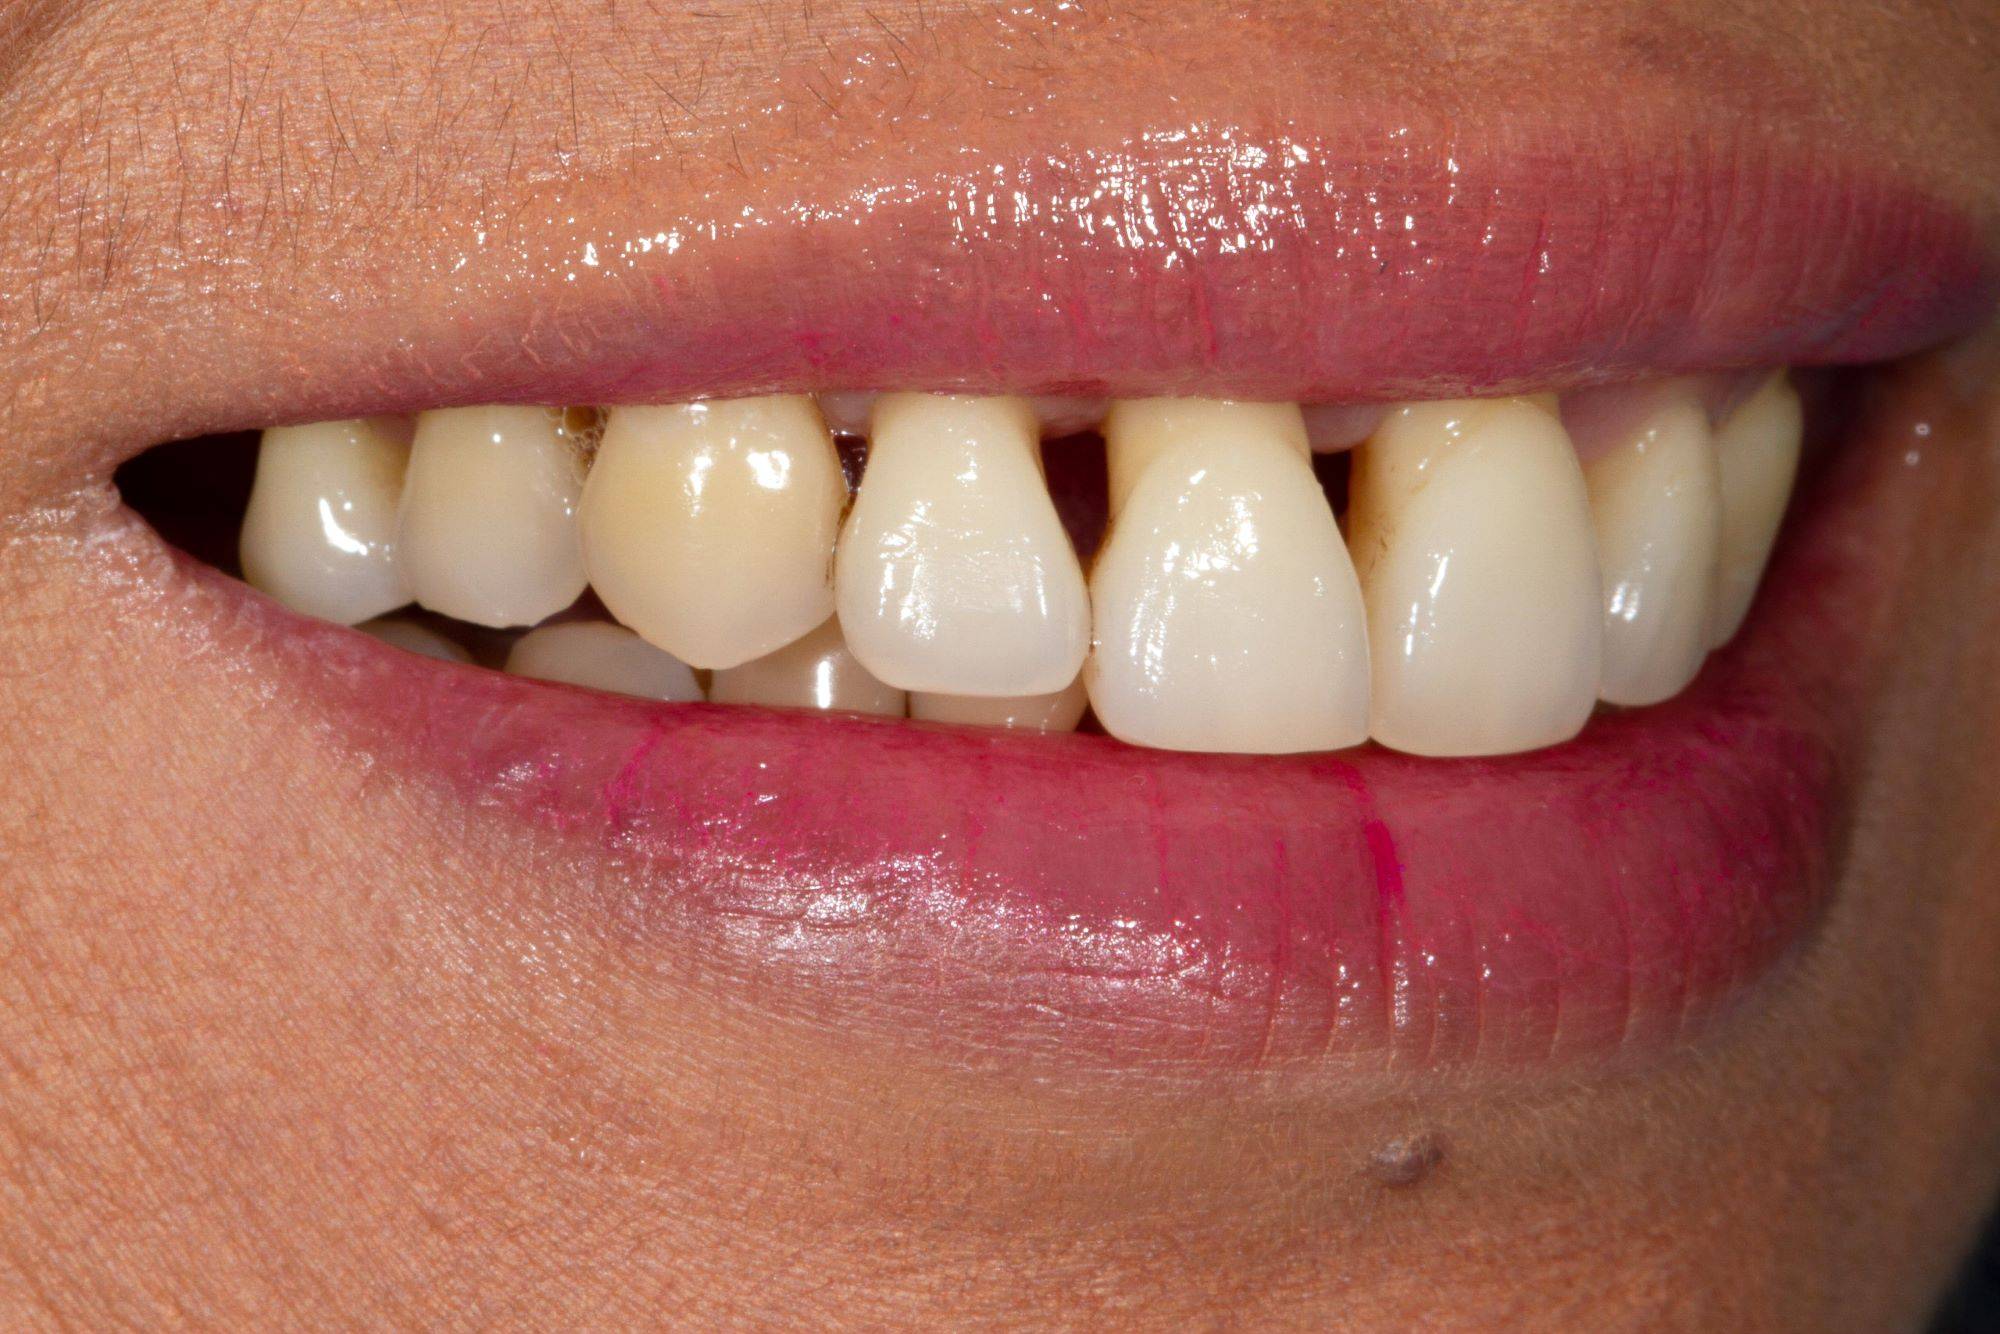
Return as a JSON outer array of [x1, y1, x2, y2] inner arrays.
[[164, 363, 1949, 1073]]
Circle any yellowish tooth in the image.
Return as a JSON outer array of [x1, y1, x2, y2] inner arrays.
[[1350, 397, 1602, 757], [397, 407, 588, 628], [1709, 372, 1803, 648], [581, 397, 846, 670], [1583, 385, 1723, 706], [504, 621, 702, 701], [708, 617, 906, 716], [834, 393, 1090, 696], [357, 616, 472, 663], [1086, 399, 1370, 755], [910, 675, 1089, 732], [240, 418, 413, 624]]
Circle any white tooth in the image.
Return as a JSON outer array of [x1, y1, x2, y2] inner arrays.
[[911, 675, 1088, 732], [709, 617, 905, 716], [834, 393, 1089, 696], [504, 621, 702, 701], [1086, 399, 1370, 754], [357, 616, 472, 663], [397, 407, 588, 628], [240, 418, 413, 624], [817, 391, 879, 437], [1581, 386, 1723, 706], [580, 396, 846, 670], [1350, 397, 1602, 757], [1709, 372, 1803, 648]]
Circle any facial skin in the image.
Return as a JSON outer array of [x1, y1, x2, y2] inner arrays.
[[1, 1, 1997, 1328]]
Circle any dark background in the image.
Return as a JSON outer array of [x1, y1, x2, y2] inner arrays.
[[1936, 1207, 2000, 1332]]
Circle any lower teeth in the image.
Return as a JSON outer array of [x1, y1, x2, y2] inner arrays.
[[187, 374, 1806, 758]]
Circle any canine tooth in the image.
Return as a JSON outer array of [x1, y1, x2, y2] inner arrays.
[[581, 397, 845, 670], [1350, 397, 1602, 756], [1086, 399, 1369, 754], [709, 618, 905, 716], [240, 418, 413, 624], [911, 675, 1089, 732], [1580, 385, 1723, 705], [357, 617, 472, 663], [504, 621, 702, 701], [1709, 373, 1803, 647], [834, 393, 1090, 695], [397, 407, 587, 628]]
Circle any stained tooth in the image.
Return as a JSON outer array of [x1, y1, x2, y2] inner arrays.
[[240, 418, 413, 624], [397, 407, 587, 628], [580, 397, 846, 670], [709, 617, 905, 716], [1709, 372, 1803, 648], [911, 675, 1089, 732], [834, 393, 1090, 696], [504, 621, 702, 701], [1350, 397, 1602, 757], [357, 617, 472, 663], [1086, 399, 1370, 754], [1579, 385, 1723, 706]]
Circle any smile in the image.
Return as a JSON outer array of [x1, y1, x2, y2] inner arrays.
[[87, 115, 1996, 1073]]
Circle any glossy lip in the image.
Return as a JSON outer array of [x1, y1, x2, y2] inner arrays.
[[80, 120, 2000, 1075]]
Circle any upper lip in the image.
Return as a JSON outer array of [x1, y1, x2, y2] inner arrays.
[[31, 117, 1998, 490]]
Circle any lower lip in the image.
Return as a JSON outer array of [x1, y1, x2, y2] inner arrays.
[[167, 369, 1941, 1075]]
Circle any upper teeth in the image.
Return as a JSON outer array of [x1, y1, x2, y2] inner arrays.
[[240, 374, 1805, 757]]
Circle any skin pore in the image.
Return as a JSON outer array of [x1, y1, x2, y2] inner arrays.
[[2, 1, 1998, 1328]]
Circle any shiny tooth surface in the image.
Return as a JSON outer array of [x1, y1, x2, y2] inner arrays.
[[834, 393, 1090, 696], [1581, 385, 1723, 706], [709, 617, 906, 716], [910, 675, 1089, 732], [581, 396, 846, 670], [1350, 397, 1602, 757], [397, 407, 588, 628], [1086, 399, 1370, 754], [357, 617, 472, 663], [504, 621, 702, 701], [240, 418, 413, 624], [1709, 372, 1804, 648]]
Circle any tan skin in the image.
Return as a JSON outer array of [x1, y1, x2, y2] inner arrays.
[[2, 2, 1998, 1327]]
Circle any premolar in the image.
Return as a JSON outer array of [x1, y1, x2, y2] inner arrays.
[[504, 621, 702, 701], [396, 407, 588, 628], [1086, 399, 1371, 755], [1350, 397, 1603, 757], [708, 617, 906, 716], [1710, 373, 1804, 647], [834, 393, 1090, 696], [580, 397, 845, 670], [241, 417, 413, 624], [1579, 384, 1724, 706]]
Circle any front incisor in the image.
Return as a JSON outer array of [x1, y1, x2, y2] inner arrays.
[[581, 396, 846, 670], [834, 393, 1090, 697], [1086, 398, 1371, 755], [1350, 397, 1603, 757]]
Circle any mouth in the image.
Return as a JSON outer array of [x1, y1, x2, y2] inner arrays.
[[61, 91, 1999, 1075]]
